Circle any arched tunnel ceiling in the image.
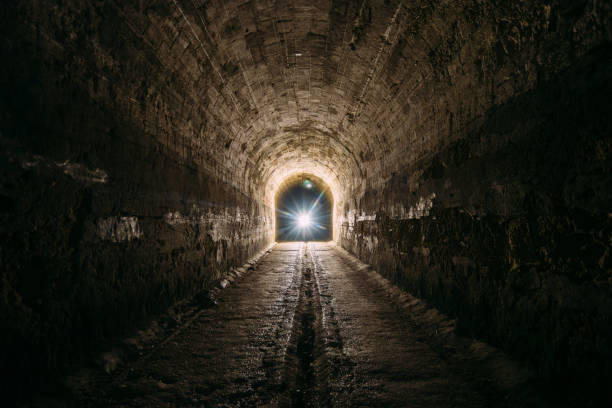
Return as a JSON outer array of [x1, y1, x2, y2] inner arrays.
[[106, 0, 605, 203], [180, 0, 401, 196]]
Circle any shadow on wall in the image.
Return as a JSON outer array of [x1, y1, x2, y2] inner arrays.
[[0, 4, 273, 405], [340, 45, 612, 405]]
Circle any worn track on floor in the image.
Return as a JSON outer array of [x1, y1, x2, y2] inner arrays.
[[63, 242, 547, 407]]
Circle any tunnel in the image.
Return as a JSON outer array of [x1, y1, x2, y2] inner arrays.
[[1, 1, 611, 406]]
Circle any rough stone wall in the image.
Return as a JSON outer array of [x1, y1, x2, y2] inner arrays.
[[2, 0, 611, 403], [341, 47, 612, 398], [0, 1, 272, 401]]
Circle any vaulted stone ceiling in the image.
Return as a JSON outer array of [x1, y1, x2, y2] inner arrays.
[[41, 0, 598, 208], [165, 0, 597, 198], [14, 0, 606, 207]]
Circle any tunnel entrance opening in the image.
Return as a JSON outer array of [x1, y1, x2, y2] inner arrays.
[[275, 174, 333, 242]]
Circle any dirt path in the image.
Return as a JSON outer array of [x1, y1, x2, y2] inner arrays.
[[56, 242, 548, 407]]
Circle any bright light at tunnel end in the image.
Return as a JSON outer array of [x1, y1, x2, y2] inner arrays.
[[267, 169, 341, 241], [297, 212, 312, 229]]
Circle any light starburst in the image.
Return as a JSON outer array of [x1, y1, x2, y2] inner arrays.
[[276, 189, 330, 241], [296, 212, 312, 229]]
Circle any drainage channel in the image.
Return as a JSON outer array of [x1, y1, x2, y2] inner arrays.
[[282, 243, 325, 407]]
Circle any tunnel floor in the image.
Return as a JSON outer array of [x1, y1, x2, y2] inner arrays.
[[60, 242, 548, 407]]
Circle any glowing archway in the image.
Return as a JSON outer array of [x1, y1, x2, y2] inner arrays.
[[265, 164, 344, 242], [274, 174, 333, 241]]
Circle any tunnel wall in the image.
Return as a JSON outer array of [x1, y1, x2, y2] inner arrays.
[[0, 1, 272, 400], [340, 47, 612, 393]]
